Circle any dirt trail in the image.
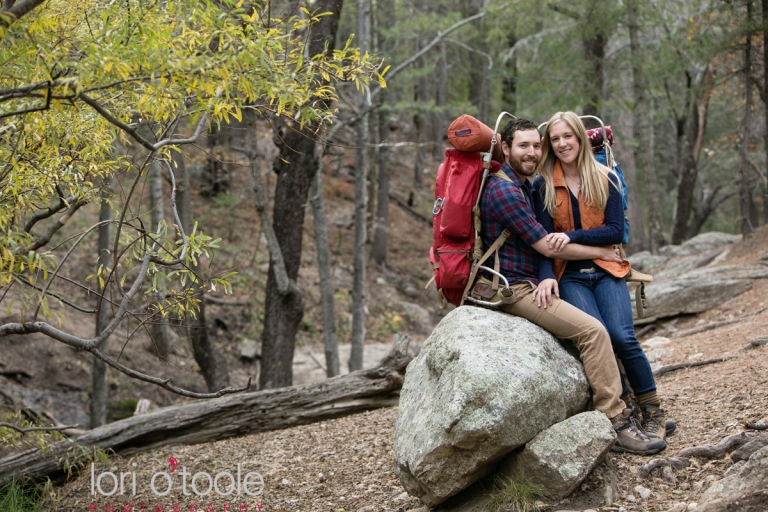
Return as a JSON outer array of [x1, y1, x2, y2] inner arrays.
[[48, 228, 768, 511]]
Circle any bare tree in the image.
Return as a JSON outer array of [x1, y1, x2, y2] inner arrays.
[[739, 0, 756, 235], [176, 152, 231, 392], [627, 0, 666, 251], [349, 0, 371, 372], [670, 64, 715, 243], [260, 0, 344, 389], [309, 163, 340, 377], [147, 161, 179, 357], [762, 0, 768, 222], [90, 178, 115, 429]]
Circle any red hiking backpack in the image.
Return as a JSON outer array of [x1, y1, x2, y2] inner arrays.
[[429, 114, 515, 308]]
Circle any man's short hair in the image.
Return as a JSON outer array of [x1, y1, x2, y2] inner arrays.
[[500, 118, 539, 147]]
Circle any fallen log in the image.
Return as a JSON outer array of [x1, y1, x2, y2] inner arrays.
[[0, 341, 412, 485]]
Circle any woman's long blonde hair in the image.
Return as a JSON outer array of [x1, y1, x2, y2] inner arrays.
[[538, 111, 615, 217]]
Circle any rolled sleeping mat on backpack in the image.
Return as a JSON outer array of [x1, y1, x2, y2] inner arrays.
[[447, 115, 504, 163], [586, 125, 614, 152]]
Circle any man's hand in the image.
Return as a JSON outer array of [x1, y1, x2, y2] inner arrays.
[[532, 278, 559, 308], [597, 245, 623, 262], [546, 232, 570, 252]]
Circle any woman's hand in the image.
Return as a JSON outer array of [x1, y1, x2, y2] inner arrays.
[[546, 232, 571, 252], [598, 245, 623, 262], [532, 278, 559, 308]]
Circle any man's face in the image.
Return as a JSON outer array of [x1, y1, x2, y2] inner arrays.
[[502, 129, 542, 177]]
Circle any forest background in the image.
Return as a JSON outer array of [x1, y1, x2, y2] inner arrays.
[[0, 0, 765, 449]]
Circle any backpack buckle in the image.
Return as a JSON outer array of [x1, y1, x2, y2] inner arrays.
[[432, 197, 445, 215]]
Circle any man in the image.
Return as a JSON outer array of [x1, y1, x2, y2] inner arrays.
[[478, 117, 665, 455]]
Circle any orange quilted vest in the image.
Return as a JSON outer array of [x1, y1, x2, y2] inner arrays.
[[550, 161, 630, 281]]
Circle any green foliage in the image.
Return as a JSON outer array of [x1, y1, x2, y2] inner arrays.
[[484, 474, 545, 512], [0, 477, 52, 512], [0, 412, 66, 453], [0, 0, 384, 323], [107, 398, 138, 422]]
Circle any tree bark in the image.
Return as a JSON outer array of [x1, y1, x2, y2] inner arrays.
[[582, 0, 606, 117], [201, 124, 230, 198], [467, 0, 489, 123], [350, 0, 371, 373], [763, 0, 768, 222], [627, 0, 665, 252], [369, 0, 393, 265], [740, 0, 755, 235], [309, 161, 340, 377], [176, 152, 230, 392], [0, 344, 412, 485], [371, 100, 392, 265], [147, 161, 178, 357], [90, 178, 115, 429], [671, 65, 714, 244], [260, 0, 344, 389]]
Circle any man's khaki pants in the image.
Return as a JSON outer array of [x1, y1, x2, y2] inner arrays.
[[500, 281, 626, 419]]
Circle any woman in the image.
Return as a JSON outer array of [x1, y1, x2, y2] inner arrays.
[[532, 111, 672, 440]]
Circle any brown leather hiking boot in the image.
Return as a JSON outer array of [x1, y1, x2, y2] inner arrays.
[[641, 405, 676, 440], [610, 409, 667, 455]]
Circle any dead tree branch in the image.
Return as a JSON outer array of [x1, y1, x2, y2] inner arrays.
[[652, 357, 732, 378], [0, 422, 78, 434], [673, 319, 740, 338], [676, 432, 750, 459]]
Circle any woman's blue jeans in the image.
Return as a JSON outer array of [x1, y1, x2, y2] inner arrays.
[[559, 268, 656, 396]]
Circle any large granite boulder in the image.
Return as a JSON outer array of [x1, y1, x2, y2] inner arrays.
[[497, 411, 616, 500], [632, 264, 768, 324], [696, 445, 768, 512], [658, 232, 741, 258], [393, 306, 591, 507]]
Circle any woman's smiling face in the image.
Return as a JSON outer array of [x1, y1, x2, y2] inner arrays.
[[549, 121, 580, 167]]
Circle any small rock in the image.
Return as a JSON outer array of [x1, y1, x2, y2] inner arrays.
[[687, 503, 697, 510], [357, 507, 376, 512], [392, 492, 410, 501], [641, 336, 671, 349], [645, 348, 668, 363], [666, 503, 687, 512], [280, 478, 290, 486], [633, 485, 651, 500], [240, 340, 260, 360], [376, 277, 387, 285], [626, 494, 636, 503]]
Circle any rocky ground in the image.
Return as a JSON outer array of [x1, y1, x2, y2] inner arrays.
[[45, 228, 768, 511]]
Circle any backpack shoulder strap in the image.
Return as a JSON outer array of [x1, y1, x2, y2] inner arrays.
[[491, 170, 514, 182]]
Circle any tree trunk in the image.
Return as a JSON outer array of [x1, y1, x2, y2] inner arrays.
[[467, 0, 489, 123], [582, 0, 606, 117], [671, 65, 714, 244], [147, 161, 178, 357], [90, 178, 115, 429], [201, 124, 230, 198], [350, 0, 371, 373], [176, 152, 230, 392], [0, 342, 412, 485], [369, 0, 393, 265], [740, 0, 755, 235], [502, 30, 518, 113], [614, 104, 647, 253], [261, 0, 344, 389], [763, 0, 768, 222], [371, 100, 392, 265], [309, 162, 340, 377], [627, 0, 665, 252]]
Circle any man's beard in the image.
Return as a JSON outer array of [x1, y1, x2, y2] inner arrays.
[[507, 154, 538, 176]]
